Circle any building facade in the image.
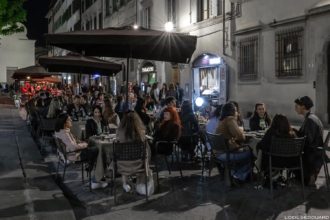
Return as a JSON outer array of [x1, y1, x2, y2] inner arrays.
[[47, 0, 330, 124], [0, 24, 35, 84]]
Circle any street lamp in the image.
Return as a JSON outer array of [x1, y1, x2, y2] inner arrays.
[[133, 24, 139, 30], [164, 21, 174, 32]]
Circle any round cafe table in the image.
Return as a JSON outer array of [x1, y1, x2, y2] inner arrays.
[[244, 131, 266, 170], [88, 135, 116, 182]]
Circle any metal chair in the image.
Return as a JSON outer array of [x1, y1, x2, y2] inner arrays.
[[37, 115, 57, 148], [54, 136, 92, 191], [154, 140, 183, 190], [205, 132, 253, 187], [267, 136, 306, 199], [112, 141, 149, 205], [319, 131, 330, 190], [178, 133, 200, 160]]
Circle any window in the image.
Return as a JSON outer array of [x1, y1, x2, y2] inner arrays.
[[197, 0, 210, 22], [99, 13, 103, 29], [236, 3, 242, 17], [217, 0, 222, 16], [143, 7, 151, 29], [238, 36, 259, 80], [275, 27, 303, 78], [167, 0, 176, 24], [199, 67, 220, 94]]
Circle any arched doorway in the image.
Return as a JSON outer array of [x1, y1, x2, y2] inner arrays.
[[192, 53, 227, 106]]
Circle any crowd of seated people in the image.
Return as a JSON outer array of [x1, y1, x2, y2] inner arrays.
[[24, 81, 326, 190]]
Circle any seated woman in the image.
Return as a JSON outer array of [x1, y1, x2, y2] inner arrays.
[[67, 95, 87, 120], [85, 106, 106, 139], [153, 107, 181, 155], [116, 111, 149, 192], [206, 105, 222, 134], [257, 114, 297, 182], [179, 100, 199, 159], [54, 113, 105, 189], [134, 97, 151, 127], [215, 102, 252, 182], [249, 103, 272, 131], [103, 99, 120, 128]]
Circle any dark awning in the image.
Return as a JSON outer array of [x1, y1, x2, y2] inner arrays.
[[38, 54, 122, 76], [45, 26, 197, 64], [12, 65, 60, 79]]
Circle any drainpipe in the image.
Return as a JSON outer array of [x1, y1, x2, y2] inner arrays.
[[223, 0, 226, 56], [80, 0, 82, 30]]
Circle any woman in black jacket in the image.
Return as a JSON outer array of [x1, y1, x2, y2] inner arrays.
[[179, 100, 199, 159], [134, 97, 151, 127], [85, 106, 107, 139], [249, 103, 272, 131], [153, 107, 181, 155], [257, 114, 297, 180]]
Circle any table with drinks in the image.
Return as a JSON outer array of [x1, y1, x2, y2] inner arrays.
[[88, 133, 117, 182]]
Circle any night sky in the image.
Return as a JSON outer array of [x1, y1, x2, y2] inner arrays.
[[23, 0, 51, 47]]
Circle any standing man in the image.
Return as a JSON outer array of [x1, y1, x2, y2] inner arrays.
[[176, 83, 184, 106], [294, 96, 324, 186]]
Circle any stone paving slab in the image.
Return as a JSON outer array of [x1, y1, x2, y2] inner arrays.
[[0, 104, 76, 220]]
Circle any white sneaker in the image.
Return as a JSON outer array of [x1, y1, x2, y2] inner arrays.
[[123, 183, 131, 192], [91, 182, 102, 190], [101, 182, 108, 188]]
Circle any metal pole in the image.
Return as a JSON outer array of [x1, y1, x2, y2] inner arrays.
[[126, 56, 129, 106], [223, 0, 226, 56]]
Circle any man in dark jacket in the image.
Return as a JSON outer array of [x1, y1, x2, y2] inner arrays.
[[294, 96, 324, 186]]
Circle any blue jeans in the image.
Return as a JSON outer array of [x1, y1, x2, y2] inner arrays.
[[217, 150, 252, 181]]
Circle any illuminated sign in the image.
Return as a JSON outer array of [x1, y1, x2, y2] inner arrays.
[[209, 57, 221, 65], [142, 66, 154, 72]]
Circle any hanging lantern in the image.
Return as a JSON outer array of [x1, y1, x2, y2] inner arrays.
[[25, 82, 31, 89], [21, 87, 28, 93]]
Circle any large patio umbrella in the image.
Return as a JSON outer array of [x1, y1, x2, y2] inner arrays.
[[38, 54, 122, 76], [45, 26, 197, 102], [31, 76, 61, 84], [12, 65, 60, 80]]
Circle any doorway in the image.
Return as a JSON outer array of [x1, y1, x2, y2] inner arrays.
[[327, 45, 330, 123]]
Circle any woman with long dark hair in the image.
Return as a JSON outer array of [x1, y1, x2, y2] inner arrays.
[[103, 99, 120, 127], [249, 103, 272, 131], [159, 83, 168, 106], [134, 97, 151, 127], [116, 111, 148, 192], [257, 114, 296, 186], [85, 106, 107, 139], [179, 100, 199, 159], [55, 113, 104, 189], [215, 102, 252, 182]]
